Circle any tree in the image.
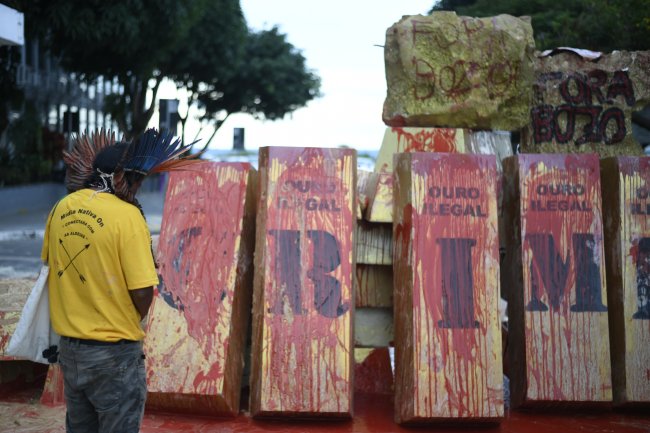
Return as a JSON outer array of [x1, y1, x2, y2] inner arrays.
[[162, 0, 247, 143], [21, 0, 208, 139], [195, 26, 321, 149], [0, 45, 23, 138], [18, 0, 321, 142], [429, 0, 650, 52]]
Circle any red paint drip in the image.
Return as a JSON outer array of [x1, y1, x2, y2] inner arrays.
[[156, 162, 252, 392], [260, 147, 354, 414], [391, 127, 459, 154]]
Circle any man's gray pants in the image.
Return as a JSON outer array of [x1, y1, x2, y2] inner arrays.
[[58, 338, 147, 433]]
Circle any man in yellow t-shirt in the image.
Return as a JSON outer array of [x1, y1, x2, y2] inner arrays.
[[43, 141, 159, 433]]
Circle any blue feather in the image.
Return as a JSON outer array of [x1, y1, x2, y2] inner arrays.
[[123, 129, 194, 175]]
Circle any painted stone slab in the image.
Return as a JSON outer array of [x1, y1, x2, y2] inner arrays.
[[145, 161, 257, 416], [521, 50, 650, 157], [250, 147, 356, 418], [356, 264, 393, 308], [393, 152, 503, 423], [601, 156, 650, 406], [375, 127, 467, 172], [383, 13, 535, 130], [502, 154, 612, 407], [356, 221, 393, 265]]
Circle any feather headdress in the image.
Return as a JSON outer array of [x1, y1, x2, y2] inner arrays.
[[63, 129, 119, 193], [123, 128, 201, 176], [64, 128, 201, 205]]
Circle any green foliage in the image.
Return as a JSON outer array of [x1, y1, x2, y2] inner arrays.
[[429, 0, 650, 51], [166, 0, 247, 94], [16, 0, 321, 141], [20, 0, 210, 137], [0, 102, 52, 186], [198, 27, 321, 123], [23, 0, 204, 78], [0, 46, 24, 137]]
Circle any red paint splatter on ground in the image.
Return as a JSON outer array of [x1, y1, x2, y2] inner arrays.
[[1, 393, 650, 432]]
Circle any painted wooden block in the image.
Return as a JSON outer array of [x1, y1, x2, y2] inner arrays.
[[144, 161, 257, 416], [250, 147, 356, 418], [502, 154, 612, 407], [368, 130, 513, 224], [601, 156, 650, 406], [40, 364, 64, 406], [357, 170, 378, 220], [365, 172, 393, 223], [0, 279, 33, 361], [356, 221, 393, 265], [383, 14, 535, 131], [0, 311, 20, 360], [393, 152, 503, 423], [466, 130, 513, 173], [354, 347, 394, 395], [375, 127, 466, 172], [355, 264, 392, 308]]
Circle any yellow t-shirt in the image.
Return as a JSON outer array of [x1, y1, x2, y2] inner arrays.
[[41, 189, 159, 341]]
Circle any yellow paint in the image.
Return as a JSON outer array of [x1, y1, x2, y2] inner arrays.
[[365, 172, 393, 223], [375, 127, 467, 172], [619, 170, 650, 403], [257, 149, 354, 415], [146, 295, 230, 395], [520, 162, 612, 402], [356, 265, 393, 307], [145, 163, 254, 412], [356, 223, 393, 265], [397, 154, 503, 420]]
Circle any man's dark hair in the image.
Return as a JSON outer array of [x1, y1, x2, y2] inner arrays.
[[84, 142, 130, 191]]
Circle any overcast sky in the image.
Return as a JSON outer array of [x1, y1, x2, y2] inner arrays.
[[168, 0, 433, 151]]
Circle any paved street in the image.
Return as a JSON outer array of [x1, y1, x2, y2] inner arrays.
[[0, 191, 165, 280]]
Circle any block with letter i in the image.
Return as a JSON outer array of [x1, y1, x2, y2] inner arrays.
[[393, 152, 503, 423], [250, 147, 356, 418], [601, 156, 650, 406], [502, 154, 612, 407], [145, 162, 257, 416]]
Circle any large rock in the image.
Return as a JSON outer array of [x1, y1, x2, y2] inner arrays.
[[520, 49, 650, 156], [383, 12, 535, 130]]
